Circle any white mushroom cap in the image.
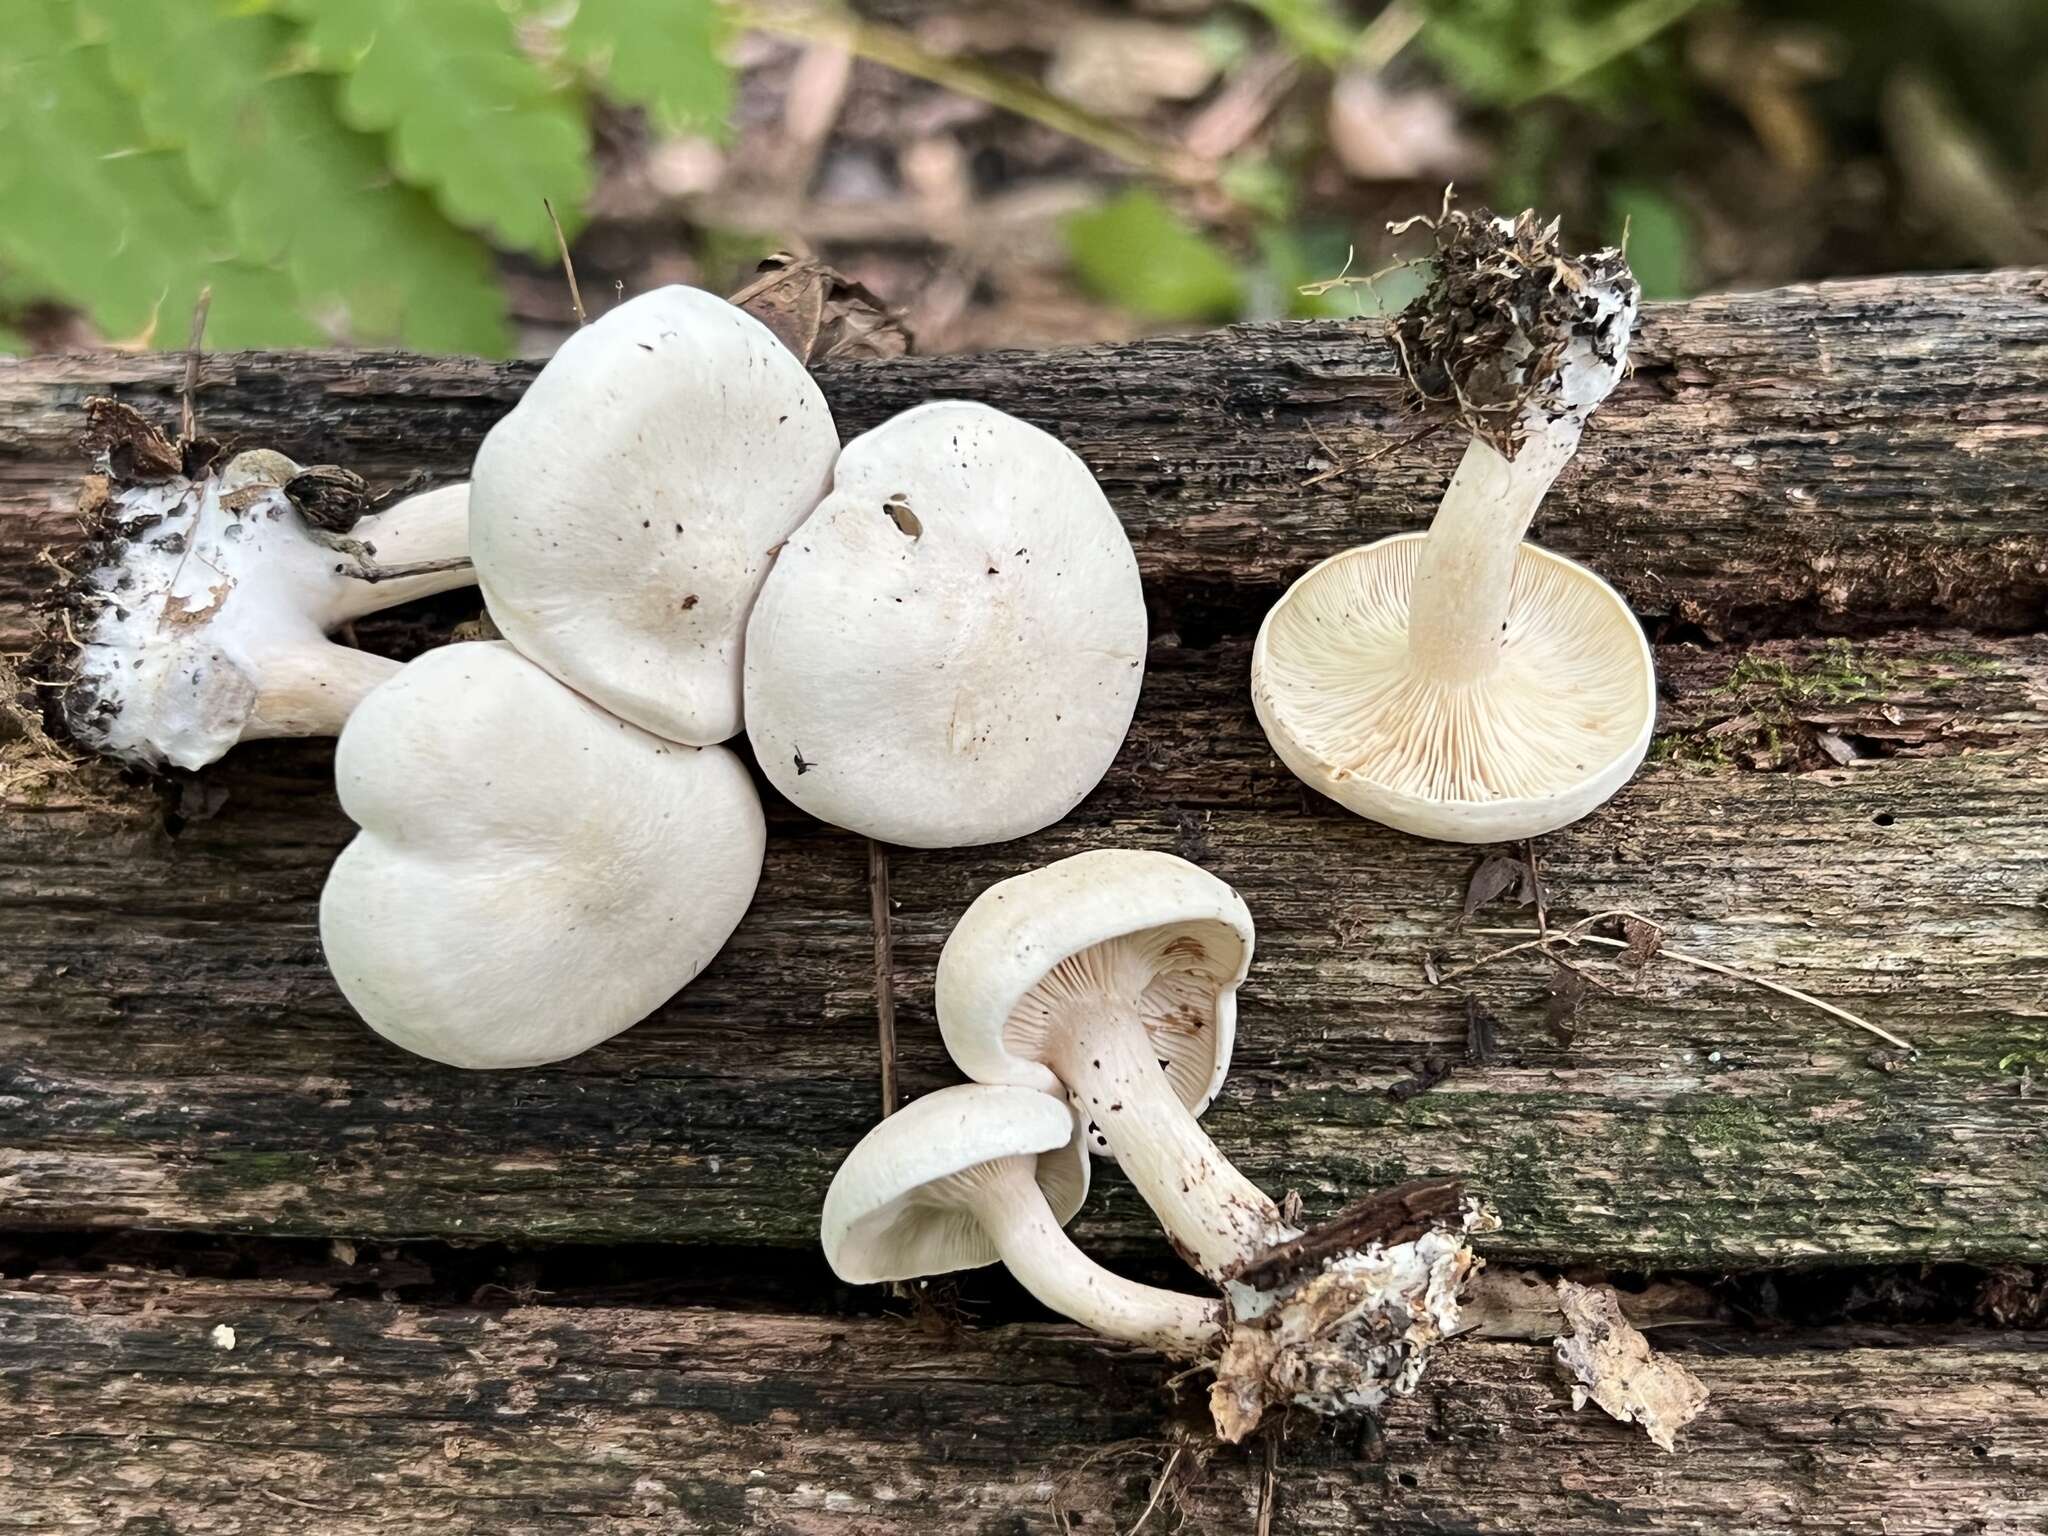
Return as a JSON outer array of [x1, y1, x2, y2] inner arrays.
[[743, 400, 1146, 847], [1250, 532, 1655, 843], [936, 849, 1253, 1132], [319, 641, 765, 1068], [821, 1084, 1088, 1283], [469, 285, 839, 747]]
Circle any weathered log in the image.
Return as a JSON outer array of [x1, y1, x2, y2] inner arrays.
[[3, 271, 2046, 647], [3, 628, 2043, 1264], [2, 1270, 2043, 1534]]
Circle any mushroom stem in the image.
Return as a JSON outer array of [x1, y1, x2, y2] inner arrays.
[[1403, 425, 1582, 687], [1049, 999, 1295, 1283], [244, 643, 402, 741], [329, 483, 476, 620], [969, 1156, 1223, 1357]]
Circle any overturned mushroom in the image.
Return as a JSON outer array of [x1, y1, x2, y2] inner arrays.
[[320, 641, 764, 1068], [822, 1083, 1221, 1357], [470, 285, 839, 747], [938, 848, 1483, 1442], [745, 400, 1146, 847], [1252, 207, 1653, 842], [52, 416, 472, 770]]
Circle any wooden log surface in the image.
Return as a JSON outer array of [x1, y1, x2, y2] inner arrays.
[[3, 268, 2047, 644], [3, 1270, 2044, 1535], [4, 271, 2048, 1269]]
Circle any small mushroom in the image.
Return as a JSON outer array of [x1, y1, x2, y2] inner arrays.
[[1251, 208, 1654, 841], [936, 849, 1291, 1282], [744, 400, 1146, 847], [319, 641, 764, 1068], [822, 1083, 1221, 1356], [54, 449, 472, 769], [470, 285, 840, 747]]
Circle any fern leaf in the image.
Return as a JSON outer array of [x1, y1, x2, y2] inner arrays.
[[273, 0, 591, 258], [0, 5, 319, 348], [550, 0, 732, 136], [85, 0, 510, 355]]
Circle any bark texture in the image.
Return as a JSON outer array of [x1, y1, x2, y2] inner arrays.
[[2, 1271, 2043, 1535], [3, 271, 2047, 648], [4, 627, 2044, 1264]]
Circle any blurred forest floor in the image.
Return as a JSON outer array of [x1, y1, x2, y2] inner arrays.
[[520, 0, 2048, 356]]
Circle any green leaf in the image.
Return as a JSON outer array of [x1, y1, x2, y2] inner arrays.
[[84, 0, 509, 355], [1064, 189, 1245, 323], [1609, 181, 1694, 300], [552, 0, 732, 137], [272, 0, 591, 257], [0, 7, 319, 348]]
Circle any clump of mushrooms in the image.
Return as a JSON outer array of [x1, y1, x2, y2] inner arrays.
[[1252, 205, 1654, 842], [315, 285, 839, 1065], [927, 848, 1482, 1441], [745, 400, 1146, 848], [49, 401, 472, 770]]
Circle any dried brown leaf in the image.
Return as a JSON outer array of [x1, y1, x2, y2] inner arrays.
[[730, 252, 912, 365], [1617, 915, 1663, 968], [1463, 849, 1536, 921], [1543, 968, 1589, 1044], [81, 398, 182, 484], [1553, 1279, 1709, 1452]]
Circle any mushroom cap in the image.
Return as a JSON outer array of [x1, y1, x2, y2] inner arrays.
[[1250, 533, 1655, 843], [470, 285, 838, 747], [743, 400, 1146, 847], [936, 850, 1253, 1132], [821, 1084, 1090, 1284], [319, 642, 765, 1068]]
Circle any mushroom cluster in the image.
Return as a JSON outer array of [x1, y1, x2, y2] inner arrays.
[[825, 848, 1483, 1443], [315, 286, 1145, 1066]]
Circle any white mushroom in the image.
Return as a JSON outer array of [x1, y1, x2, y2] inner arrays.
[[936, 849, 1292, 1282], [469, 284, 839, 747], [319, 641, 764, 1068], [933, 850, 1491, 1442], [1251, 208, 1653, 842], [55, 442, 471, 770], [822, 1083, 1221, 1356], [744, 400, 1146, 847]]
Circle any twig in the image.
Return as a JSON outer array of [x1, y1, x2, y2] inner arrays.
[[1459, 923, 1916, 1053], [179, 288, 211, 443], [1129, 1444, 1182, 1536], [1433, 907, 1648, 983], [1301, 419, 1446, 488], [341, 555, 475, 585], [544, 199, 587, 328], [869, 839, 898, 1119], [1255, 1427, 1279, 1536]]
